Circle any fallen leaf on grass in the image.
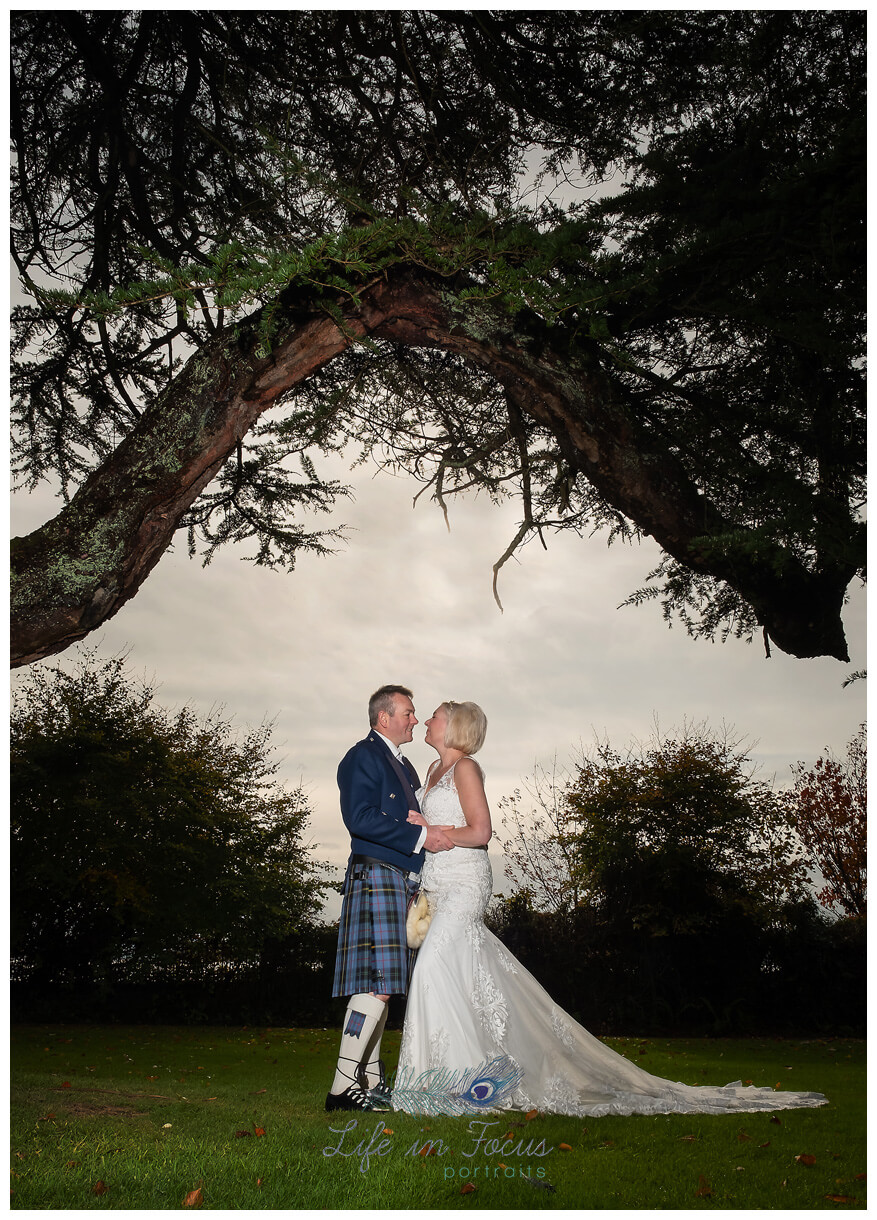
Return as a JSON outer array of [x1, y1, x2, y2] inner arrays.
[[558, 1143, 572, 1152], [759, 1141, 771, 1148], [235, 1130, 252, 1139], [60, 1082, 71, 1089], [770, 1116, 782, 1125], [678, 1134, 698, 1143], [383, 1128, 393, 1135], [525, 1109, 539, 1121], [738, 1130, 752, 1142], [183, 1186, 203, 1208], [460, 1183, 477, 1195], [796, 1154, 817, 1167], [91, 1181, 107, 1196], [253, 1126, 266, 1137], [825, 1196, 856, 1204], [695, 1175, 712, 1198], [855, 1173, 867, 1181]]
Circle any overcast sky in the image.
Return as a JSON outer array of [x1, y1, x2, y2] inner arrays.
[[11, 452, 866, 916]]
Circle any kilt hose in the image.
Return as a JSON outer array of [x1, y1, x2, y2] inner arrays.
[[332, 860, 420, 997]]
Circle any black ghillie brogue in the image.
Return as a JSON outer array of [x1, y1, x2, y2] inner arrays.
[[325, 1083, 390, 1112]]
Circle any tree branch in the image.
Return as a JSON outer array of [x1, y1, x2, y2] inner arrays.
[[11, 269, 858, 666]]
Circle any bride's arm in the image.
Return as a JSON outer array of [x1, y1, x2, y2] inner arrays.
[[447, 758, 492, 847]]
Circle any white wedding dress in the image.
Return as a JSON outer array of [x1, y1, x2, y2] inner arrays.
[[393, 760, 827, 1117]]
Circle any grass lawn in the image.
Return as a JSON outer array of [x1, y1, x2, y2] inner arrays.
[[10, 1025, 865, 1210]]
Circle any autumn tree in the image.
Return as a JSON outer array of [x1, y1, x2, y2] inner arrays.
[[11, 649, 328, 990], [784, 724, 866, 918], [11, 11, 864, 666]]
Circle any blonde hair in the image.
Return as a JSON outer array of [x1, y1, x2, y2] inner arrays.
[[442, 700, 487, 754]]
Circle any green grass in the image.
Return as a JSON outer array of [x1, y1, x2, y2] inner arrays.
[[10, 1025, 865, 1210]]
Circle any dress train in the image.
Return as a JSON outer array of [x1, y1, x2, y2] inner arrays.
[[393, 761, 827, 1117]]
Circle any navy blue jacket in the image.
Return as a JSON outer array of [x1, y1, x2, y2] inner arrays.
[[337, 732, 424, 873]]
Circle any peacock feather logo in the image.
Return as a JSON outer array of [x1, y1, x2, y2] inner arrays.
[[391, 1055, 524, 1115]]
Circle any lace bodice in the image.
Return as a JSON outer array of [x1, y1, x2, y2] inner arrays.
[[417, 758, 480, 828], [415, 759, 493, 923]]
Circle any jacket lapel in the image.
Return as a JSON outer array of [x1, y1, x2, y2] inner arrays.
[[369, 734, 421, 813]]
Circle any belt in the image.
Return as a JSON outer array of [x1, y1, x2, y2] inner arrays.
[[351, 853, 414, 878]]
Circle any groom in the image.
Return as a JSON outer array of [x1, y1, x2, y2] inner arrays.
[[326, 684, 455, 1112]]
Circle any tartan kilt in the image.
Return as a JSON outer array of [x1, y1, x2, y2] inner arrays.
[[332, 862, 417, 997]]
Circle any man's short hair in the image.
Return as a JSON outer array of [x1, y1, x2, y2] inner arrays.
[[369, 685, 414, 727]]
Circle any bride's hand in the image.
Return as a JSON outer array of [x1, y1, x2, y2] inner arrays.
[[407, 809, 427, 826]]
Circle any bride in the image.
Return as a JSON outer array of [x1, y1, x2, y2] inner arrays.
[[393, 700, 827, 1117]]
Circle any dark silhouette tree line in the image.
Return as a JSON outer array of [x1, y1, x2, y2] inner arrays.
[[10, 651, 335, 1024]]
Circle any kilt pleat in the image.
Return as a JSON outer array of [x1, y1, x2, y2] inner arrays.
[[332, 863, 416, 997]]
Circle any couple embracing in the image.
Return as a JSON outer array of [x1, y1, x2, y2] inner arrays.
[[325, 684, 485, 1112], [325, 685, 827, 1119]]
